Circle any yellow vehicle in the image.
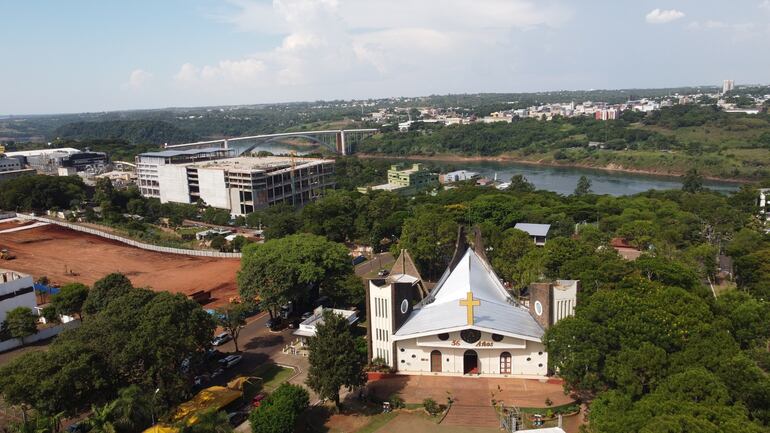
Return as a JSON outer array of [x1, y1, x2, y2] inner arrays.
[[0, 249, 15, 260]]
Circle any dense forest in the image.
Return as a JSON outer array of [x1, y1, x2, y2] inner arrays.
[[53, 120, 198, 145]]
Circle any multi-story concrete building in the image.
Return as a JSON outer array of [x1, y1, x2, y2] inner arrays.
[[723, 79, 735, 94], [4, 148, 108, 173], [0, 155, 22, 173], [136, 149, 335, 215], [358, 163, 437, 195], [0, 269, 36, 323], [136, 147, 233, 198]]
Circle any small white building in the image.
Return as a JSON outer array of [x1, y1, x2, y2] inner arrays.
[[440, 170, 479, 184], [292, 306, 359, 342], [0, 269, 36, 323], [514, 223, 551, 246]]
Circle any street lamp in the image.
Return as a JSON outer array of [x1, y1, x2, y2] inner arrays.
[[151, 388, 160, 426]]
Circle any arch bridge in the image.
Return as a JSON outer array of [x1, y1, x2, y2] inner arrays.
[[163, 129, 378, 155]]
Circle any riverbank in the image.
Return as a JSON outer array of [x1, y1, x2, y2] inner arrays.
[[356, 153, 752, 184]]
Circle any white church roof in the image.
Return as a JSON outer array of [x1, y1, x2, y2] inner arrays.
[[393, 248, 544, 342]]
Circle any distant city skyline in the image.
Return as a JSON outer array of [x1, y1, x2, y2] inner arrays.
[[2, 0, 770, 115]]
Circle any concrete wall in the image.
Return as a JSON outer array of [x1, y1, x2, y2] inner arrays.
[[0, 320, 80, 353], [395, 330, 547, 377], [369, 281, 395, 366], [158, 165, 190, 204], [198, 169, 229, 210]]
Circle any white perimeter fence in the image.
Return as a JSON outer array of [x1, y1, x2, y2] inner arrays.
[[12, 213, 242, 259]]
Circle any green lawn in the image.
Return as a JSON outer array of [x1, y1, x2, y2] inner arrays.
[[253, 363, 294, 392]]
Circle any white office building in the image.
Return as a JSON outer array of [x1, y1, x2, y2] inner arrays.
[[0, 269, 36, 323], [136, 149, 335, 215]]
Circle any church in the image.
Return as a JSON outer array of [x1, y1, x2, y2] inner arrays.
[[366, 228, 577, 377]]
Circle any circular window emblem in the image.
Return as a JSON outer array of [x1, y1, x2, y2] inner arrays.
[[400, 299, 409, 314], [460, 329, 481, 344], [438, 333, 449, 341], [492, 334, 504, 342], [534, 301, 543, 316]]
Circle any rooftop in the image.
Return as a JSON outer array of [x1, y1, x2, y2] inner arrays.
[[188, 156, 334, 172], [138, 147, 229, 158], [514, 223, 551, 237], [4, 148, 81, 157], [293, 307, 359, 337]]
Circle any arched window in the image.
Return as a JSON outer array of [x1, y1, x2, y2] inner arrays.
[[500, 352, 512, 374]]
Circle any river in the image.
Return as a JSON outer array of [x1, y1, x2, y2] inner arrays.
[[240, 142, 742, 196]]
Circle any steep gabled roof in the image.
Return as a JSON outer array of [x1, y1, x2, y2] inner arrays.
[[394, 247, 544, 341], [390, 249, 423, 282]]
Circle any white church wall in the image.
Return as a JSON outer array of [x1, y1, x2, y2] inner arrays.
[[368, 281, 395, 366], [394, 330, 547, 377]]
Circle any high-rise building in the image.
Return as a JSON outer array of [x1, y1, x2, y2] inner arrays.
[[723, 79, 735, 94]]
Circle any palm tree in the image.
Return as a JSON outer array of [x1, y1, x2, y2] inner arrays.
[[179, 409, 233, 433], [87, 402, 118, 433], [110, 386, 153, 433]]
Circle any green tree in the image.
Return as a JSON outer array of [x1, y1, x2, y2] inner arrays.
[[110, 386, 153, 433], [82, 273, 133, 316], [215, 303, 248, 352], [5, 307, 38, 345], [306, 310, 365, 410], [88, 402, 118, 433], [574, 175, 592, 196], [238, 234, 352, 319], [249, 383, 309, 433], [51, 282, 89, 320], [682, 168, 704, 193], [508, 174, 535, 193], [397, 205, 458, 279], [180, 409, 233, 433]]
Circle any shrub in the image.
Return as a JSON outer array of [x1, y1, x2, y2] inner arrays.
[[423, 398, 440, 416], [389, 394, 404, 409]]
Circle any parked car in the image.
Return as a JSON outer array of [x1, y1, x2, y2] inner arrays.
[[227, 411, 247, 426], [301, 311, 313, 320], [352, 255, 366, 265], [377, 269, 390, 277], [288, 318, 302, 329], [211, 367, 225, 378], [212, 332, 232, 346], [66, 423, 89, 433], [314, 295, 332, 308], [251, 393, 267, 407], [266, 317, 282, 330], [279, 301, 294, 319], [219, 354, 242, 368]]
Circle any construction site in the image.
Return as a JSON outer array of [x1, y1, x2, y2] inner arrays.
[[0, 219, 240, 307]]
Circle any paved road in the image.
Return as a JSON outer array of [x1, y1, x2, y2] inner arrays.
[[355, 252, 394, 278]]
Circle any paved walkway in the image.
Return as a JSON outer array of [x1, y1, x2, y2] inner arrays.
[[441, 405, 499, 428], [367, 375, 573, 408]]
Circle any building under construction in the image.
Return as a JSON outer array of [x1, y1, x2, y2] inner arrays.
[[137, 150, 335, 216]]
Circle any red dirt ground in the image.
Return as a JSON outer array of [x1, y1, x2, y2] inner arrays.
[[0, 224, 240, 307]]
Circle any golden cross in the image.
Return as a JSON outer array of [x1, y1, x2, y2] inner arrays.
[[459, 291, 480, 326]]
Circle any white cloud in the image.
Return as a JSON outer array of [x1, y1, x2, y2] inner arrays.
[[174, 0, 572, 101], [123, 69, 152, 90], [761, 0, 770, 11], [645, 8, 685, 24]]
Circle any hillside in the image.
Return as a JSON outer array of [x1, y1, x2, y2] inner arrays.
[[53, 120, 198, 145]]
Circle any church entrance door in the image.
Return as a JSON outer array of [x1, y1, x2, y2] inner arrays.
[[463, 350, 479, 374], [430, 350, 442, 372]]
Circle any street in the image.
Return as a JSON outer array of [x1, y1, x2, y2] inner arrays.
[[355, 252, 394, 279]]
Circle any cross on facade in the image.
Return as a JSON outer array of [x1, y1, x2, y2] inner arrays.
[[459, 291, 480, 326]]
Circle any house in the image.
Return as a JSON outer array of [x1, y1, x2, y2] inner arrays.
[[0, 269, 36, 323], [514, 223, 551, 246]]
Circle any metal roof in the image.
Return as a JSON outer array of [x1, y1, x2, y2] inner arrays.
[[514, 223, 551, 237], [393, 248, 544, 341]]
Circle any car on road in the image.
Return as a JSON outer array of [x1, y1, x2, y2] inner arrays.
[[212, 332, 232, 346], [377, 269, 390, 277], [301, 311, 313, 320], [219, 354, 243, 368], [288, 318, 302, 329], [227, 411, 248, 426], [352, 255, 367, 265], [252, 392, 267, 407], [211, 367, 225, 378]]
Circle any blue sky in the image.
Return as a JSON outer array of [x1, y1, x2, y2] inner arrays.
[[2, 0, 769, 115]]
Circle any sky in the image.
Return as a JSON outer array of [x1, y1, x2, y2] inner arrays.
[[1, 0, 770, 115]]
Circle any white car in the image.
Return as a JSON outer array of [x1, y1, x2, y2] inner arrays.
[[219, 354, 242, 368], [212, 332, 232, 346]]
